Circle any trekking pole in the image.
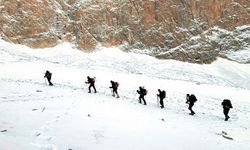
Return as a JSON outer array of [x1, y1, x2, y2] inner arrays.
[[133, 91, 137, 100], [83, 82, 86, 90], [85, 82, 88, 91], [157, 95, 159, 107], [110, 88, 113, 96], [44, 77, 47, 85]]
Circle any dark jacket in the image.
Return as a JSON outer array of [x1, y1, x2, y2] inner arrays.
[[158, 90, 166, 99], [110, 81, 119, 89], [137, 87, 147, 96], [187, 94, 197, 104], [222, 99, 233, 109], [86, 76, 95, 85], [44, 71, 52, 79]]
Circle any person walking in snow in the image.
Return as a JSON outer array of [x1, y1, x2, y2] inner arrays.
[[186, 94, 197, 115], [137, 86, 147, 105], [221, 99, 233, 121], [157, 89, 166, 108], [85, 76, 97, 93], [109, 80, 120, 98], [44, 70, 53, 86]]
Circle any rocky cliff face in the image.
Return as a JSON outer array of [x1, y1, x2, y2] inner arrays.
[[0, 0, 249, 63]]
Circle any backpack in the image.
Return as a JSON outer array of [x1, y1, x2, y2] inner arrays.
[[114, 82, 119, 87], [144, 89, 148, 95], [222, 99, 233, 108], [190, 94, 197, 103], [91, 77, 95, 83], [162, 90, 166, 98], [45, 71, 52, 78]]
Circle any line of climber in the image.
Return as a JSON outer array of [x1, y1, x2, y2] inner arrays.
[[44, 70, 233, 121]]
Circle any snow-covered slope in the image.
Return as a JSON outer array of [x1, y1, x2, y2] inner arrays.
[[0, 40, 250, 150]]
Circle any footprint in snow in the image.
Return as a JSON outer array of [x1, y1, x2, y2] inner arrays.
[[45, 136, 53, 141], [1, 129, 7, 132], [93, 130, 104, 143], [34, 131, 42, 137], [41, 144, 57, 150]]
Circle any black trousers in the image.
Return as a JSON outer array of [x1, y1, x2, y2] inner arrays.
[[112, 88, 118, 95], [139, 95, 146, 105], [89, 84, 96, 93], [159, 97, 164, 108], [46, 77, 53, 86], [188, 103, 195, 114], [223, 108, 230, 120]]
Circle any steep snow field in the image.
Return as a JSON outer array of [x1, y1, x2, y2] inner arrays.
[[0, 40, 250, 150]]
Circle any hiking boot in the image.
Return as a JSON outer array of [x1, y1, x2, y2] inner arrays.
[[189, 112, 195, 115]]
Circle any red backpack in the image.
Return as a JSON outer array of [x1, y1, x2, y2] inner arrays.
[[91, 77, 96, 83], [114, 82, 119, 87]]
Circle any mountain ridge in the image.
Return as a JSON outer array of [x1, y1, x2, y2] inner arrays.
[[0, 0, 249, 63]]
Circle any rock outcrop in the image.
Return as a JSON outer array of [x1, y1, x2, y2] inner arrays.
[[0, 0, 249, 63]]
